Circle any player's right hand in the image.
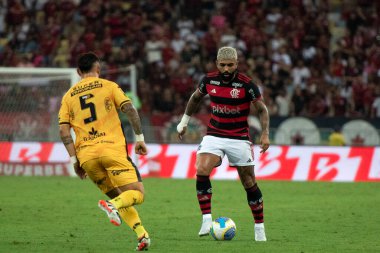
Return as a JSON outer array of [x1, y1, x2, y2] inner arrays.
[[135, 141, 147, 155], [74, 163, 87, 180], [70, 155, 87, 179], [177, 125, 187, 140], [177, 114, 190, 141]]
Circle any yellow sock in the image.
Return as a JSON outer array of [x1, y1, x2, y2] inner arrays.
[[118, 206, 149, 238], [110, 190, 144, 209], [134, 224, 149, 239]]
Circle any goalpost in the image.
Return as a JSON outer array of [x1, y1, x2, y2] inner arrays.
[[0, 66, 137, 142], [0, 67, 80, 86]]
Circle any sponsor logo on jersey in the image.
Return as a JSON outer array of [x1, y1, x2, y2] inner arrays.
[[83, 127, 106, 141], [210, 80, 220, 85], [248, 88, 256, 98], [71, 81, 102, 96], [211, 89, 216, 94], [212, 105, 241, 114], [230, 88, 240, 98], [232, 82, 243, 87], [111, 169, 130, 176]]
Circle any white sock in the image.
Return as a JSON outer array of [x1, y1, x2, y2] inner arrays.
[[203, 214, 212, 221], [255, 223, 264, 228]]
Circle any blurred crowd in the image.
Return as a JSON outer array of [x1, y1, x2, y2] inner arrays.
[[1, 0, 380, 118]]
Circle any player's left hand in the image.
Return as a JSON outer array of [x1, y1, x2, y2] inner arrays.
[[135, 141, 148, 155], [260, 133, 270, 153]]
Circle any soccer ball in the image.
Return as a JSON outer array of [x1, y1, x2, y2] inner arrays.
[[210, 217, 236, 241]]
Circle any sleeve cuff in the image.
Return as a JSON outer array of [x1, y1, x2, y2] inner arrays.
[[197, 88, 206, 94], [119, 100, 131, 108]]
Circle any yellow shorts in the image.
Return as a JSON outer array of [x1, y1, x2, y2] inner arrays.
[[81, 156, 141, 194]]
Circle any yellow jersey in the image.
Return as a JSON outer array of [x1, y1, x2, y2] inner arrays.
[[59, 77, 131, 164], [328, 132, 345, 146]]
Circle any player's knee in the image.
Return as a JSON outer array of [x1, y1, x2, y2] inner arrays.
[[241, 178, 256, 189], [241, 181, 250, 189], [238, 167, 256, 188], [239, 173, 255, 188], [134, 190, 145, 205], [196, 164, 213, 175], [197, 168, 213, 176]]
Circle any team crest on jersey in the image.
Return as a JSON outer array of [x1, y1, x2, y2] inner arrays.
[[230, 88, 240, 98], [104, 97, 112, 112]]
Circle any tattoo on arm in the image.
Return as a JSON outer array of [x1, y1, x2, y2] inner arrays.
[[59, 124, 76, 156], [121, 103, 143, 135], [185, 91, 204, 116], [61, 135, 73, 145], [254, 101, 270, 135]]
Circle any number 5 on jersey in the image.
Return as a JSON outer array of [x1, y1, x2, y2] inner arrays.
[[80, 94, 97, 124]]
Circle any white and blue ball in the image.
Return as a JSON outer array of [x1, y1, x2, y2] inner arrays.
[[210, 217, 236, 241]]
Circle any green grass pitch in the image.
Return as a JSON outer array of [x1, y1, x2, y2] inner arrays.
[[0, 177, 379, 253]]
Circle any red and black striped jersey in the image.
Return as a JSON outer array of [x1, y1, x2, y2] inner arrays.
[[198, 71, 262, 140]]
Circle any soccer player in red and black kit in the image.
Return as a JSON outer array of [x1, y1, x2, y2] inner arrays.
[[177, 46, 270, 241]]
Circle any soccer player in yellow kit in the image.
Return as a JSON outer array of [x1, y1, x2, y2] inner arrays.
[[328, 126, 346, 146], [58, 52, 150, 251]]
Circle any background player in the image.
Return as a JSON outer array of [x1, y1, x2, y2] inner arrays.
[[58, 52, 150, 251], [328, 126, 346, 146], [177, 47, 270, 241]]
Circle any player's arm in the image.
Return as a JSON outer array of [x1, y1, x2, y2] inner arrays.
[[251, 100, 270, 153], [59, 124, 76, 156], [121, 102, 147, 155], [184, 89, 205, 116], [177, 89, 205, 140], [59, 124, 86, 179]]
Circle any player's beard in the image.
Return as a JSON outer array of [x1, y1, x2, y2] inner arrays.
[[221, 70, 236, 83]]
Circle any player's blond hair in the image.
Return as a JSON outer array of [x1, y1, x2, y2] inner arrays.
[[217, 47, 238, 60]]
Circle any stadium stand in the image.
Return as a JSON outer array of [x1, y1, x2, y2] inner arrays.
[[0, 0, 379, 143]]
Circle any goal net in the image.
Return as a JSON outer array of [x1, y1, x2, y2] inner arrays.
[[0, 66, 137, 142]]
